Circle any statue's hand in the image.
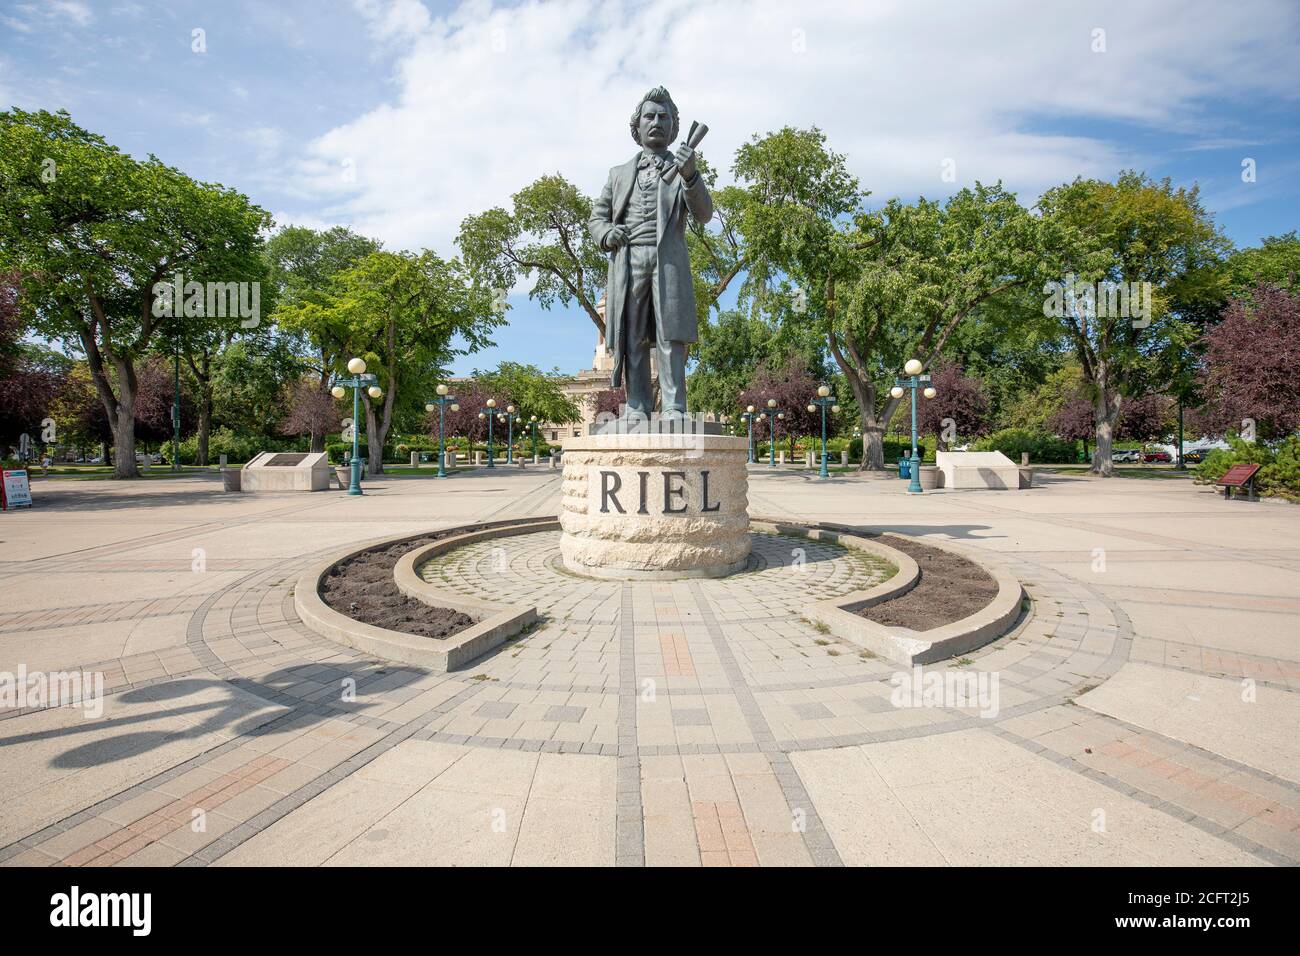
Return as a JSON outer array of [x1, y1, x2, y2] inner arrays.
[[606, 225, 630, 250], [674, 144, 697, 182]]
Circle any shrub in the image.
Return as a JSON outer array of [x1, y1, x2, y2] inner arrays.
[[325, 441, 399, 464], [846, 437, 928, 464], [177, 428, 270, 465], [1195, 435, 1300, 501], [973, 428, 1075, 463]]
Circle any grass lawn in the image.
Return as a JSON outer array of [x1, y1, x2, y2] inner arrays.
[[34, 464, 220, 481], [1036, 463, 1193, 480]]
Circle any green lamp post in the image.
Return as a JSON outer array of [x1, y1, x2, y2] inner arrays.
[[478, 398, 498, 468], [807, 385, 839, 479], [762, 399, 783, 468], [331, 357, 382, 496], [424, 384, 459, 479], [741, 404, 757, 463], [528, 415, 539, 463], [891, 358, 935, 495], [759, 398, 780, 468], [499, 405, 517, 464]]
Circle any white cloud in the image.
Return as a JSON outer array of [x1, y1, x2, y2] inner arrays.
[[42, 1, 94, 27], [5, 1, 93, 33], [284, 0, 1300, 253], [242, 124, 286, 163]]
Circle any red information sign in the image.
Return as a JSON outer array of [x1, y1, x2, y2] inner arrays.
[[1, 469, 32, 510], [1217, 463, 1261, 487]]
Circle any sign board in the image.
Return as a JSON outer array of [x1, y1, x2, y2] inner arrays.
[[1217, 463, 1261, 487], [1, 469, 32, 510]]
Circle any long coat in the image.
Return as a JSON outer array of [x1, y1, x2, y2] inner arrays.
[[588, 153, 713, 386]]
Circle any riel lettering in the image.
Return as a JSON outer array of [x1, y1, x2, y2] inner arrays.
[[595, 468, 723, 515]]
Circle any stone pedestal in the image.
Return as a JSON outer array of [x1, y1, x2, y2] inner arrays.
[[560, 434, 750, 580]]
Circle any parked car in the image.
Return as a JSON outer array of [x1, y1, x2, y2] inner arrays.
[[1143, 450, 1172, 463], [1183, 448, 1210, 464], [1111, 448, 1141, 463]]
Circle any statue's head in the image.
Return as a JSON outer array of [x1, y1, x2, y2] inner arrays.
[[630, 86, 679, 151]]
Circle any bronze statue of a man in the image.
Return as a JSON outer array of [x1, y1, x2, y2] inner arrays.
[[589, 86, 712, 421]]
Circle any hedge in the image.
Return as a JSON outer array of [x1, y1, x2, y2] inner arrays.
[[972, 428, 1076, 464]]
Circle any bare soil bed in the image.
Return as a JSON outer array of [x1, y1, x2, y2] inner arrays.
[[319, 528, 476, 639], [857, 534, 999, 631]]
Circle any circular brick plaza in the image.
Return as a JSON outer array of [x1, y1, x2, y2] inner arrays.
[[0, 468, 1296, 866]]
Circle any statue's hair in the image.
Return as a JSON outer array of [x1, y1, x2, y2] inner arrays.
[[629, 86, 679, 145]]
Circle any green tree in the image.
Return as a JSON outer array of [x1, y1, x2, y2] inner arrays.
[[1038, 171, 1229, 475], [208, 335, 299, 439], [0, 109, 270, 477], [472, 361, 581, 427], [266, 226, 381, 451], [687, 307, 826, 417], [458, 175, 607, 336], [731, 127, 1042, 469], [333, 250, 500, 474]]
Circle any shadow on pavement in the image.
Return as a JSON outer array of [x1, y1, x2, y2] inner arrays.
[[0, 661, 429, 769]]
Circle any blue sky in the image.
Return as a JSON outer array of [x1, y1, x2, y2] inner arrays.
[[4, 0, 1298, 375]]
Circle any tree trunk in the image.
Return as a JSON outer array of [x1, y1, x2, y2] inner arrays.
[[197, 383, 212, 466], [1090, 363, 1121, 477], [364, 400, 381, 475], [310, 375, 330, 453], [861, 422, 885, 470], [110, 375, 139, 479]]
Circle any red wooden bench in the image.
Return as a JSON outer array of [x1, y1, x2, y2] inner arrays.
[[1217, 463, 1261, 501]]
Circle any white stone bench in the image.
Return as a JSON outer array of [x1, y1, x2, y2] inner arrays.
[[935, 451, 1020, 490]]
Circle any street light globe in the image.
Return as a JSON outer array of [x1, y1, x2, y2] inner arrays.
[[777, 412, 785, 420], [904, 358, 923, 376], [330, 386, 346, 399], [923, 386, 937, 399], [807, 404, 816, 413], [436, 383, 448, 396], [477, 412, 486, 420], [890, 385, 905, 399], [530, 415, 537, 422], [506, 405, 515, 414], [450, 403, 459, 412], [817, 385, 830, 398], [746, 405, 755, 414], [347, 357, 366, 375], [368, 386, 382, 399], [486, 398, 497, 408], [425, 403, 435, 413], [832, 405, 840, 413], [766, 398, 776, 408]]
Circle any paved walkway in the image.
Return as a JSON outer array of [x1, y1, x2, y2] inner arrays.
[[0, 466, 1296, 866]]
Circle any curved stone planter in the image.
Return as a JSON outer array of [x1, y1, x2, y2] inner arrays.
[[294, 517, 553, 673], [758, 519, 1026, 666]]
